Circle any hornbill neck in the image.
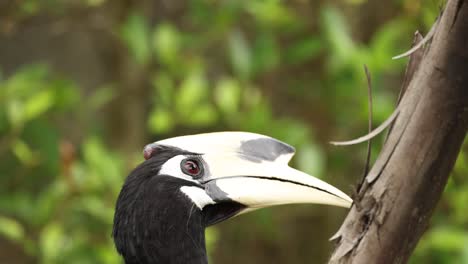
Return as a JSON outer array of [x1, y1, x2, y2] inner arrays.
[[113, 173, 208, 264]]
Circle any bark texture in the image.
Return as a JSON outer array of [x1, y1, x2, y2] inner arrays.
[[329, 0, 468, 263]]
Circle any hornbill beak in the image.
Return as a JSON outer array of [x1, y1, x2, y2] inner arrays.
[[146, 132, 352, 213], [200, 153, 352, 209]]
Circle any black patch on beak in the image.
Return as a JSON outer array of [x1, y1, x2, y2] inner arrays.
[[239, 138, 295, 162], [203, 202, 246, 226], [204, 181, 230, 202]]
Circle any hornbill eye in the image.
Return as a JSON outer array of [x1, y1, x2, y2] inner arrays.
[[181, 158, 202, 177]]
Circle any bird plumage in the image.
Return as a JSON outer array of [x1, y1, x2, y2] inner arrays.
[[113, 147, 212, 263], [112, 132, 352, 264]]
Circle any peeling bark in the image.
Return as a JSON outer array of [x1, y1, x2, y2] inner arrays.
[[328, 0, 468, 263]]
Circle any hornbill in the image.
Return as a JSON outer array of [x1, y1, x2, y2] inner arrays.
[[112, 132, 352, 264]]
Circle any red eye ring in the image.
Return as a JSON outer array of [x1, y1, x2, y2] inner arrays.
[[181, 158, 202, 177]]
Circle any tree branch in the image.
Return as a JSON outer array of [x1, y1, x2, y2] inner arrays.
[[328, 0, 468, 263]]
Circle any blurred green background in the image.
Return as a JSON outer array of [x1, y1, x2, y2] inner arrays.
[[0, 0, 467, 263]]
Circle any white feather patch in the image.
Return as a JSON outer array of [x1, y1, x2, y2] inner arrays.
[[180, 186, 215, 209]]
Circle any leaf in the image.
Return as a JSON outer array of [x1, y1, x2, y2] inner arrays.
[[453, 145, 468, 174], [151, 72, 174, 107], [228, 30, 252, 79], [463, 243, 468, 264], [148, 108, 174, 134], [12, 139, 35, 165], [96, 243, 123, 264], [40, 223, 64, 262], [5, 64, 49, 98], [0, 216, 24, 242], [24, 89, 54, 121], [153, 23, 181, 65], [426, 227, 468, 252], [86, 0, 106, 6], [82, 137, 122, 191], [370, 20, 410, 71], [176, 69, 208, 113], [205, 227, 219, 263], [245, 1, 296, 27], [320, 6, 356, 62], [6, 99, 24, 127], [88, 85, 116, 110], [285, 37, 323, 65], [296, 143, 326, 178], [34, 182, 67, 226], [252, 33, 280, 73], [242, 85, 262, 108], [214, 78, 241, 114], [51, 79, 80, 110], [21, 120, 60, 176], [345, 0, 367, 4], [79, 196, 114, 225], [120, 12, 151, 65], [371, 92, 395, 123], [0, 193, 35, 226], [185, 104, 218, 126], [241, 101, 273, 132]]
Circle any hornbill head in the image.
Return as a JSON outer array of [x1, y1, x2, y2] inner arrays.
[[112, 132, 352, 264]]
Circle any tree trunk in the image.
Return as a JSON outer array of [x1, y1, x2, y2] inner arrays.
[[328, 0, 468, 263]]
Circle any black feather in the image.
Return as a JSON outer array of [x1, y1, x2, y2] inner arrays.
[[112, 147, 207, 264], [112, 146, 245, 264]]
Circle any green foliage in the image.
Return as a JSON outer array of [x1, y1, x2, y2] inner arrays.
[[214, 77, 241, 115], [228, 30, 252, 79], [121, 12, 152, 65], [153, 23, 181, 66], [0, 216, 25, 243], [410, 139, 468, 264], [0, 65, 124, 263], [1, 0, 465, 263]]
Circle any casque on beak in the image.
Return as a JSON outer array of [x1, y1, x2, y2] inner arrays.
[[146, 132, 352, 214]]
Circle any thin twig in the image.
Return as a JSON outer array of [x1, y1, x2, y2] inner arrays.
[[385, 31, 424, 142], [362, 65, 373, 178], [330, 109, 399, 146], [392, 16, 439, 60]]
